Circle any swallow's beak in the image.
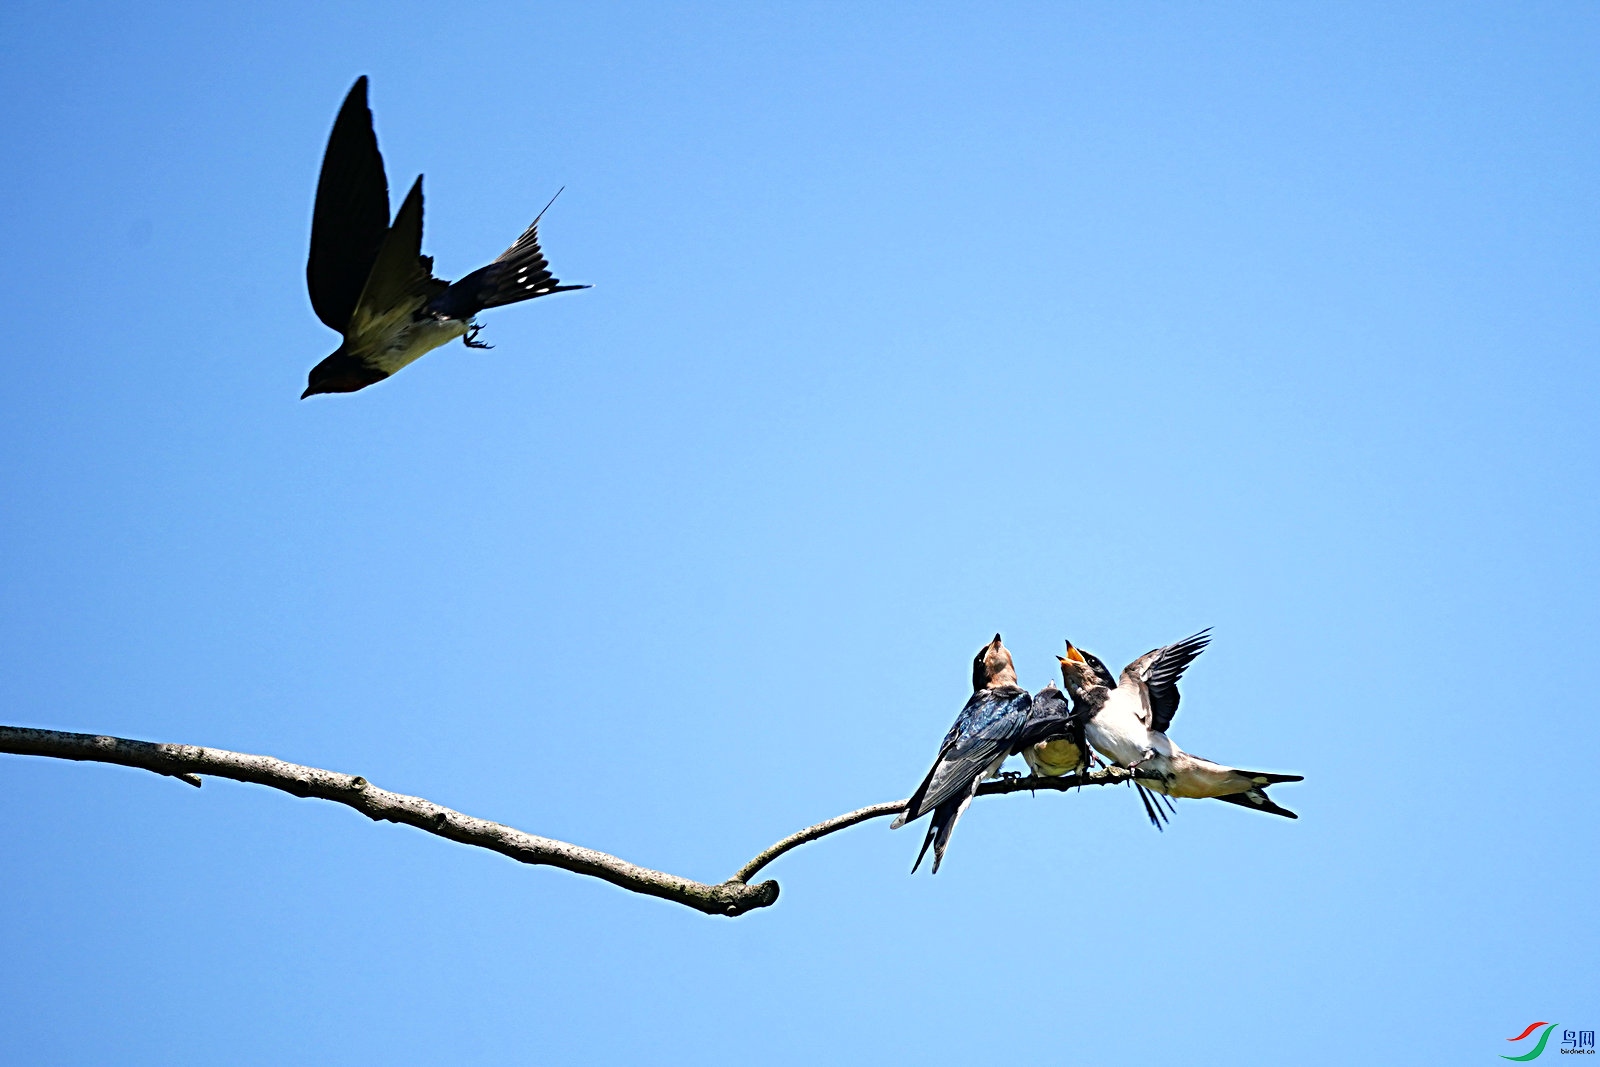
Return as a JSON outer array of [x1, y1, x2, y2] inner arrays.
[[1063, 642, 1086, 665]]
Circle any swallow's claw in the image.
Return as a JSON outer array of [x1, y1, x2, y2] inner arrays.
[[463, 324, 493, 349]]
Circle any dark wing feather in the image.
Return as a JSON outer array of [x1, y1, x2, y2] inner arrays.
[[1144, 629, 1211, 732], [352, 176, 429, 315], [1013, 686, 1076, 750], [343, 177, 449, 368], [1122, 629, 1211, 733], [899, 687, 1031, 824], [307, 77, 391, 333]]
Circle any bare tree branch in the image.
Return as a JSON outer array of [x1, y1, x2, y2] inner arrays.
[[729, 766, 1141, 883], [1, 725, 1138, 918], [0, 725, 778, 917], [731, 800, 908, 884]]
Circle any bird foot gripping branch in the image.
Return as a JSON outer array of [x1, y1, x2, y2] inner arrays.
[[0, 725, 1183, 919], [889, 632, 1306, 857], [0, 633, 1299, 921]]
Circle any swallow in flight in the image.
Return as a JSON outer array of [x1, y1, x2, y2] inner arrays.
[[302, 77, 587, 397], [891, 634, 1033, 873]]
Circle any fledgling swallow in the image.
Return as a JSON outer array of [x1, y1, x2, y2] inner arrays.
[[302, 77, 587, 398], [1056, 639, 1184, 831], [1058, 631, 1304, 826], [1016, 647, 1117, 778], [891, 634, 1033, 873]]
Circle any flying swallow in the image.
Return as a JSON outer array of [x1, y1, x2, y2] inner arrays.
[[891, 634, 1033, 873], [302, 77, 587, 398], [1057, 630, 1303, 825]]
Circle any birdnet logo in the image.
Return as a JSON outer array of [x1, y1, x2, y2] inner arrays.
[[1502, 1022, 1596, 1060]]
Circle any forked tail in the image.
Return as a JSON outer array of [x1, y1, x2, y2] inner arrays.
[[430, 189, 589, 320], [911, 794, 972, 874], [1213, 787, 1299, 818], [1238, 771, 1304, 786]]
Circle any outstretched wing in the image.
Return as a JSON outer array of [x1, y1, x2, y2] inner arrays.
[[307, 77, 391, 333], [344, 177, 449, 370], [897, 687, 1032, 825], [1121, 629, 1211, 733]]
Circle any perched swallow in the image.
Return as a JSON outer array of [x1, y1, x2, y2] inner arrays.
[[1045, 641, 1175, 827], [1057, 630, 1304, 824], [891, 634, 1033, 873], [302, 77, 587, 398], [1017, 647, 1117, 778]]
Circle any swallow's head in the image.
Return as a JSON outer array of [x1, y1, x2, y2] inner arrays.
[[302, 348, 387, 399], [1079, 648, 1117, 688], [1056, 641, 1107, 697], [972, 633, 1019, 691]]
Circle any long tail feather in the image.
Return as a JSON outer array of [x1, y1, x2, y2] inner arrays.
[[1237, 771, 1305, 785], [1213, 789, 1298, 819], [428, 193, 587, 320], [929, 796, 966, 874], [910, 820, 939, 873], [1134, 783, 1167, 831], [912, 793, 976, 874]]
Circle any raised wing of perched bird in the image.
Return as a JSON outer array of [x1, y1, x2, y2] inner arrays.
[[1119, 629, 1213, 736], [302, 77, 587, 398], [891, 634, 1033, 874], [1058, 630, 1303, 826]]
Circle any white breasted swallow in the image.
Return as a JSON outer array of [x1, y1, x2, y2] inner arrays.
[[1057, 631, 1303, 827]]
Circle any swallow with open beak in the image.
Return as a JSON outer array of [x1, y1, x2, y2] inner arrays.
[[1057, 631, 1304, 825], [891, 634, 1034, 873], [1015, 647, 1117, 778], [302, 77, 588, 398]]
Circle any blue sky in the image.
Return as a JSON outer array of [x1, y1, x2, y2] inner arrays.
[[1, 2, 1596, 1062]]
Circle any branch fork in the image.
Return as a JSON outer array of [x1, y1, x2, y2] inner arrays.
[[1, 725, 1135, 917]]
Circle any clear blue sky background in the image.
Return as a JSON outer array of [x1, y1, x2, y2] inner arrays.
[[1, 3, 1595, 1063]]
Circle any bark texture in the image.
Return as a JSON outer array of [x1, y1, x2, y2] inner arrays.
[[1, 725, 1137, 917]]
